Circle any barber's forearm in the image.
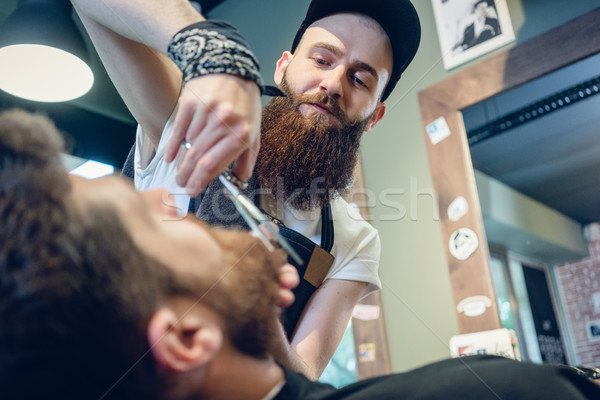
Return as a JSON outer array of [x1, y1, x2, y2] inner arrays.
[[71, 0, 204, 52], [273, 322, 320, 381]]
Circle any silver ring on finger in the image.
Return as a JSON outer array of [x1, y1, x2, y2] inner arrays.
[[181, 140, 192, 150]]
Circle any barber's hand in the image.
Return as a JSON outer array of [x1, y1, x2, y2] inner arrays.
[[254, 222, 300, 309], [164, 74, 262, 196], [278, 263, 299, 308]]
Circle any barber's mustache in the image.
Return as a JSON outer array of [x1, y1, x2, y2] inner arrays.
[[288, 91, 349, 126]]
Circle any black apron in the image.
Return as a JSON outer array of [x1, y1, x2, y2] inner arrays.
[[263, 205, 334, 339]]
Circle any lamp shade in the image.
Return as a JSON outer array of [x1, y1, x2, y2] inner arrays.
[[0, 0, 94, 102]]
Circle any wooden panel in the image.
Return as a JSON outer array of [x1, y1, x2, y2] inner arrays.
[[418, 8, 600, 334], [353, 291, 391, 379], [344, 157, 392, 379], [420, 109, 501, 333]]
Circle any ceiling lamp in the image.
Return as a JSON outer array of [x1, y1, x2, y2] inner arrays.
[[0, 0, 94, 102]]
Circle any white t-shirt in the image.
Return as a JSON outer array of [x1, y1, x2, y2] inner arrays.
[[134, 115, 381, 296], [133, 116, 191, 215]]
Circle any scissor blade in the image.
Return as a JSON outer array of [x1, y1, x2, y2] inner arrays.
[[228, 194, 276, 252], [220, 174, 304, 265], [261, 218, 304, 266], [234, 193, 303, 265]]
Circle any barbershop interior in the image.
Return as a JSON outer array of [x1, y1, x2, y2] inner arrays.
[[1, 0, 600, 389]]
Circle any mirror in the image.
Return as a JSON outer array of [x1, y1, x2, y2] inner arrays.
[[417, 8, 600, 334], [465, 52, 600, 225]]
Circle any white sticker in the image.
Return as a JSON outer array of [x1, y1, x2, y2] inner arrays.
[[456, 296, 492, 317], [449, 228, 479, 260], [352, 304, 380, 321], [593, 292, 600, 314], [426, 116, 451, 145], [447, 196, 469, 222]]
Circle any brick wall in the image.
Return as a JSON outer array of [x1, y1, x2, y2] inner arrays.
[[555, 223, 600, 367]]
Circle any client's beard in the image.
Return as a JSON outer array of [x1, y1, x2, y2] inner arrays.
[[254, 77, 372, 211], [173, 222, 286, 360]]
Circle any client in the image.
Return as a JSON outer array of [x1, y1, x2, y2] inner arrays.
[[0, 108, 598, 399]]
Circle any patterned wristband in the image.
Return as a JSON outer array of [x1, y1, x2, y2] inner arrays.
[[167, 20, 263, 91]]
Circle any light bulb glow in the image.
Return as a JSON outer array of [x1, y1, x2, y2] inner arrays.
[[0, 44, 94, 102], [70, 160, 114, 179]]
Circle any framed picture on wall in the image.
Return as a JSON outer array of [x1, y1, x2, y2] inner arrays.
[[432, 0, 515, 70]]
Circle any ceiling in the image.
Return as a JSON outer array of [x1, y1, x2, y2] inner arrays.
[[1, 1, 599, 226], [464, 52, 600, 225], [0, 0, 227, 168]]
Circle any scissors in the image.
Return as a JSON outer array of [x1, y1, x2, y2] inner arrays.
[[181, 140, 303, 265], [219, 168, 303, 265]]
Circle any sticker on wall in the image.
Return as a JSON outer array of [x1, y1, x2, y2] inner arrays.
[[449, 328, 521, 360], [426, 116, 451, 145], [352, 304, 380, 321], [593, 292, 600, 314], [448, 227, 479, 260], [358, 343, 376, 362], [456, 296, 492, 317], [447, 196, 469, 222]]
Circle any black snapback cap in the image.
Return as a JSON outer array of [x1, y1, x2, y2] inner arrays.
[[291, 0, 421, 101]]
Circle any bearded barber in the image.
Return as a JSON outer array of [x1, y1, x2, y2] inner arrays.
[[72, 0, 421, 381]]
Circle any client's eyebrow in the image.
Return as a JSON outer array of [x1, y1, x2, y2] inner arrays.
[[312, 42, 379, 82]]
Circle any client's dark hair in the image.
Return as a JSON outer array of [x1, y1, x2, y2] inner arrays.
[[0, 109, 172, 399]]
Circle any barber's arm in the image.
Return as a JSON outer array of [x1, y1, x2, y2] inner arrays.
[[71, 0, 261, 193], [273, 279, 367, 380]]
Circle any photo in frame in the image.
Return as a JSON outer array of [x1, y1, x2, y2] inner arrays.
[[432, 0, 515, 70]]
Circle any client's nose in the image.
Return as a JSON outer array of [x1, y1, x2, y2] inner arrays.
[[141, 189, 179, 218]]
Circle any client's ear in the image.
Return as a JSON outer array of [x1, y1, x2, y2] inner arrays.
[[147, 307, 223, 372]]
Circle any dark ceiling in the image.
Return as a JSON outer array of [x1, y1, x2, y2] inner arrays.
[[464, 52, 600, 225], [0, 0, 227, 168]]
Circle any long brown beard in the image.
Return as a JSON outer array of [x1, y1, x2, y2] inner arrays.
[[254, 77, 372, 211]]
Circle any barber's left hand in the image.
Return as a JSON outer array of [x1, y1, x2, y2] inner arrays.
[[277, 263, 299, 308], [253, 222, 299, 308]]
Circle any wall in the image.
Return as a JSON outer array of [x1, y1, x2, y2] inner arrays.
[[556, 223, 600, 367], [359, 0, 599, 372], [210, 0, 600, 372]]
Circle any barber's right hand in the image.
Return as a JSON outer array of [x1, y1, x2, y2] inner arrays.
[[164, 73, 262, 196]]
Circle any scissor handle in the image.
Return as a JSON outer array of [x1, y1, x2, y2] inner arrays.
[[221, 167, 248, 190]]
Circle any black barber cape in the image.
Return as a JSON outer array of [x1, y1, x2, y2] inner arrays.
[[274, 355, 600, 399]]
